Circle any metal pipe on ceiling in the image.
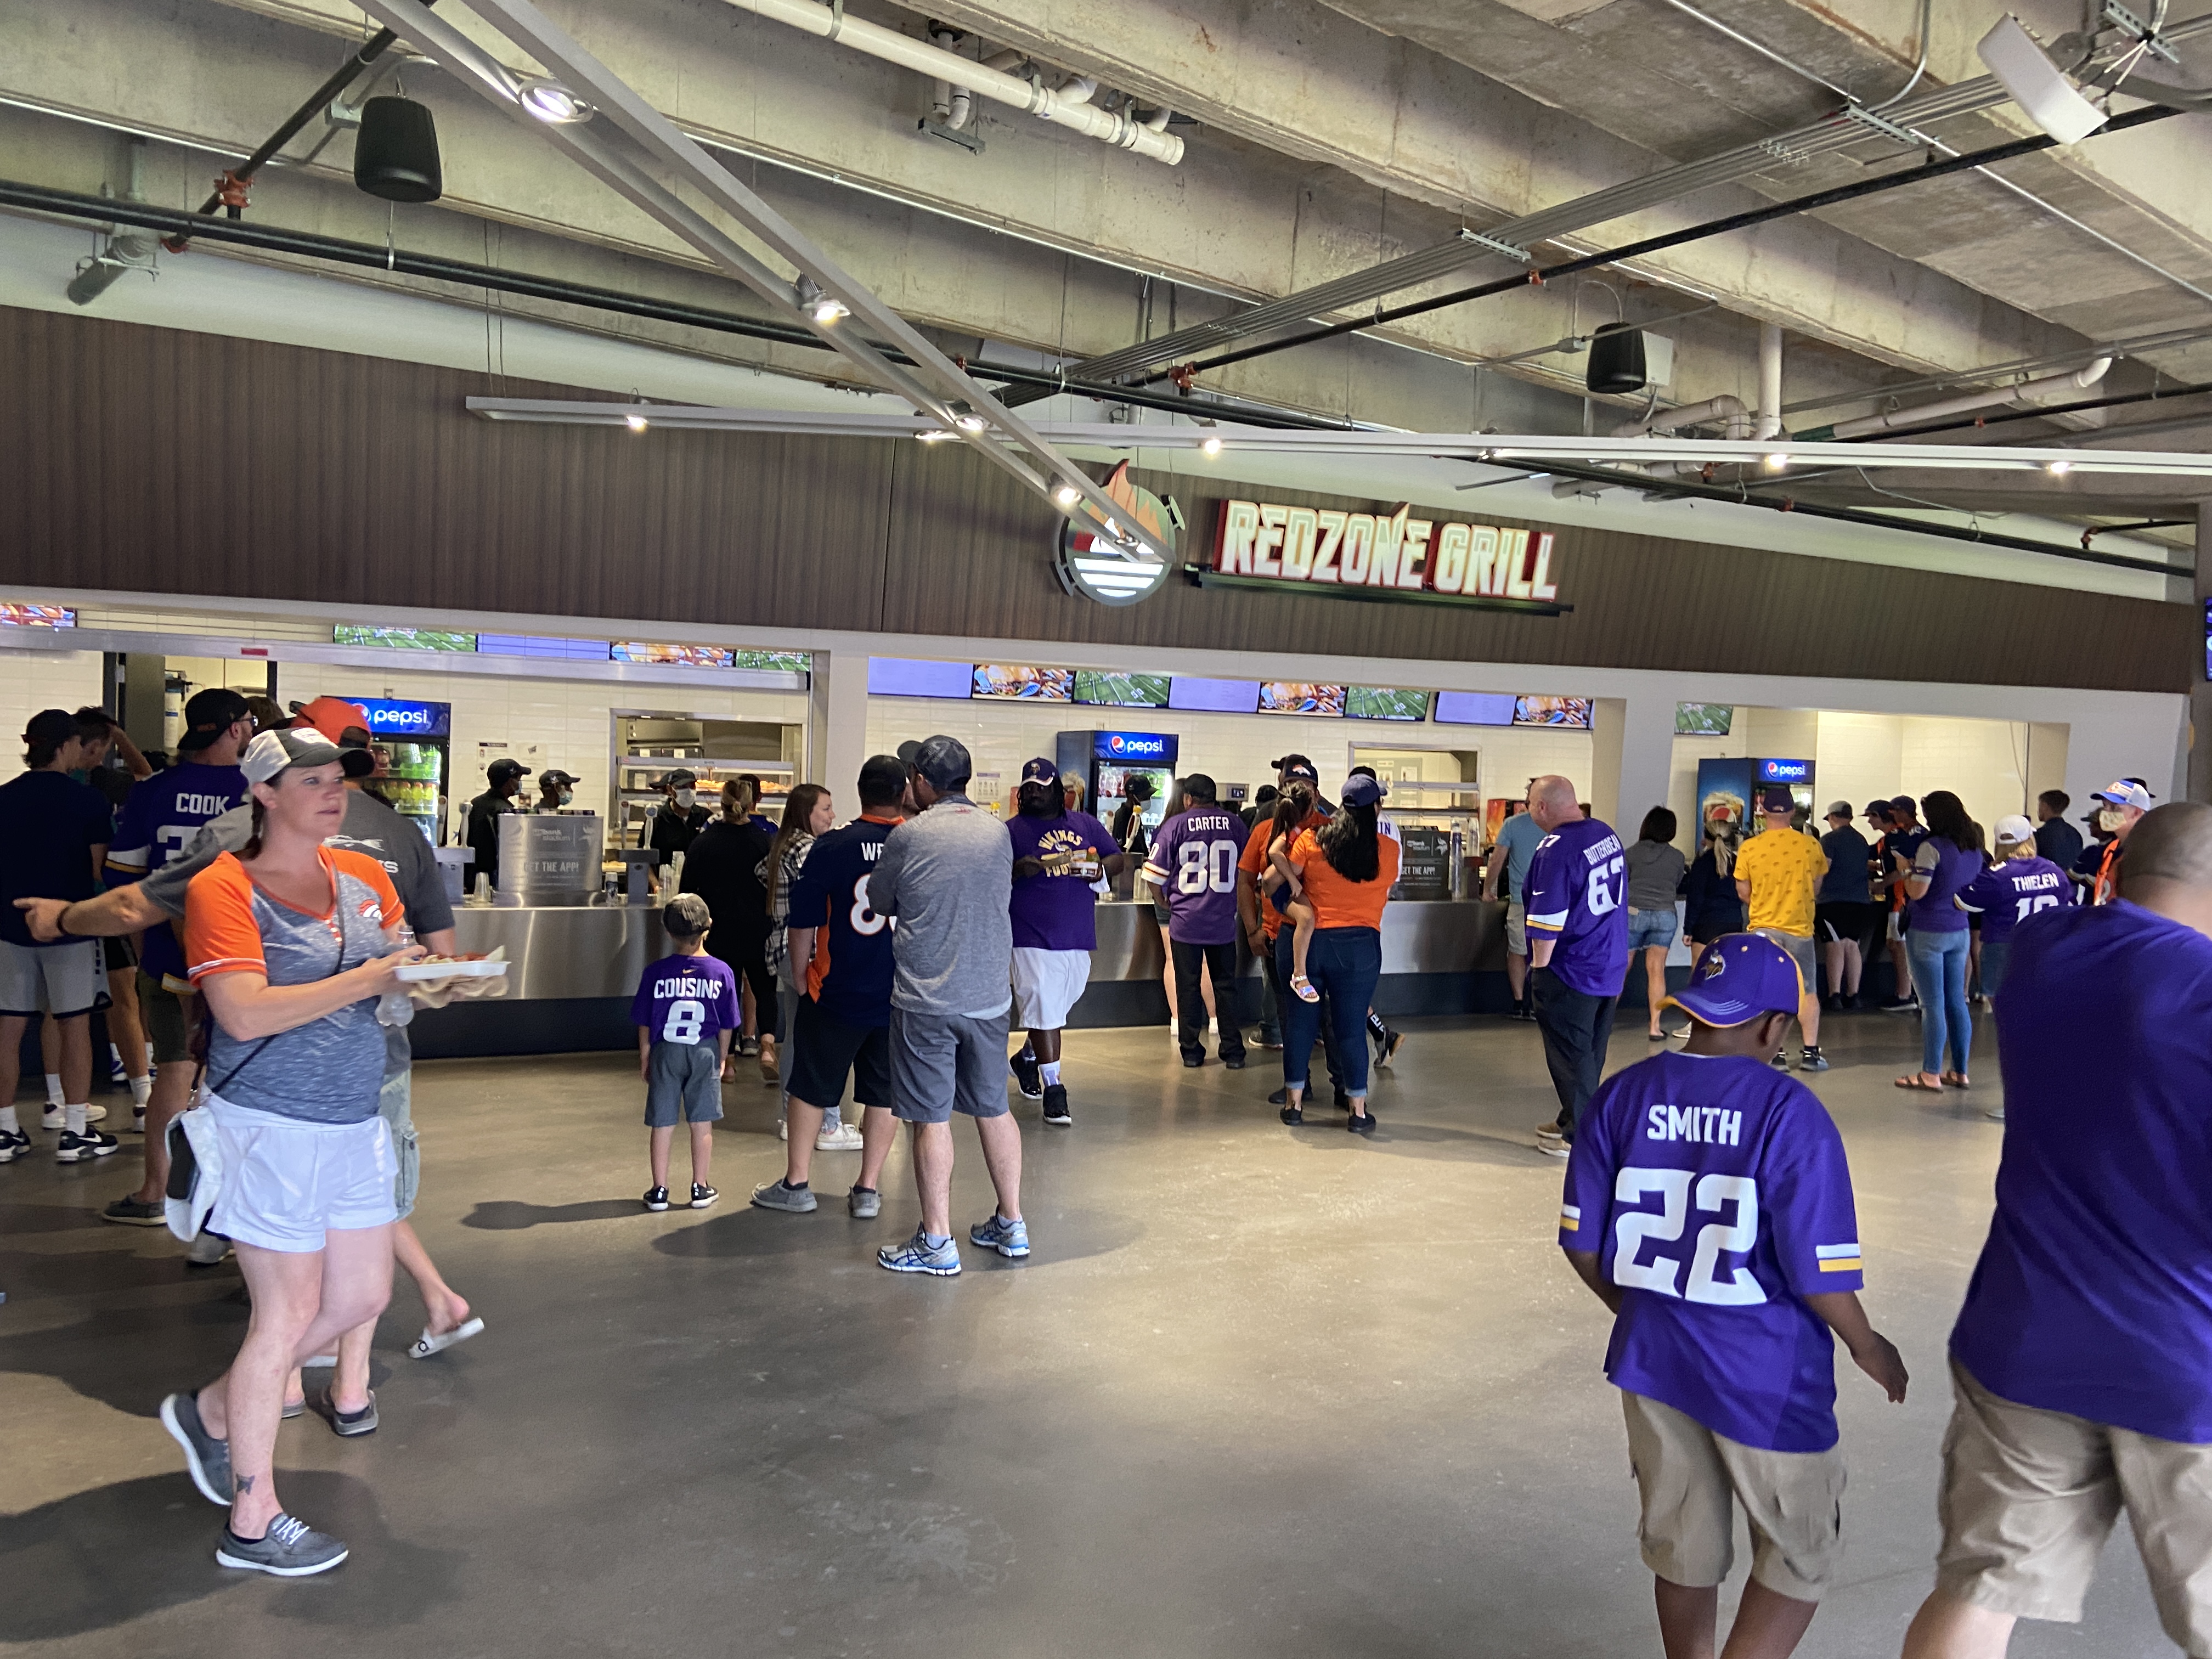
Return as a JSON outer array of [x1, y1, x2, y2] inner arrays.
[[1804, 358, 2114, 441], [716, 0, 1182, 163], [1849, 377, 2212, 444]]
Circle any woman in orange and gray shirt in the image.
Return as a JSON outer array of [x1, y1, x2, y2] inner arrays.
[[1276, 774, 1400, 1135]]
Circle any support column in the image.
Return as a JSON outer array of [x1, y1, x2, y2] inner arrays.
[[1595, 689, 1677, 839], [809, 648, 871, 803], [2191, 506, 2211, 803]]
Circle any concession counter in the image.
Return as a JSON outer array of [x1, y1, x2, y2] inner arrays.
[[407, 896, 1510, 1057]]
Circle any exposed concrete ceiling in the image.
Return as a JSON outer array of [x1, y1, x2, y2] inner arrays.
[[3, 0, 2210, 550]]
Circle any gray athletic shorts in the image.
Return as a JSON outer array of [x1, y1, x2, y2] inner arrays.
[[1752, 928, 1817, 998], [377, 1069, 420, 1221], [644, 1040, 724, 1127], [139, 972, 194, 1064], [890, 1005, 1012, 1124], [0, 938, 109, 1018]]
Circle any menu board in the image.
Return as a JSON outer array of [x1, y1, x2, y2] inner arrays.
[[1259, 682, 1346, 716], [973, 664, 1074, 700], [1513, 695, 1593, 729]]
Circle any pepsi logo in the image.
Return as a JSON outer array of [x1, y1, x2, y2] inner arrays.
[[1109, 735, 1125, 752]]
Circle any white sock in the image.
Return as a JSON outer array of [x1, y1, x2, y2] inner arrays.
[[109, 1042, 123, 1068], [44, 1073, 64, 1107], [64, 1103, 87, 1135], [1040, 1061, 1062, 1086], [129, 1074, 153, 1107], [0, 1106, 18, 1133], [145, 1041, 155, 1067]]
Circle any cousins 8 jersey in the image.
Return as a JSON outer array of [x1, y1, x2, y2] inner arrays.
[[786, 815, 900, 1028], [1560, 1051, 1865, 1452]]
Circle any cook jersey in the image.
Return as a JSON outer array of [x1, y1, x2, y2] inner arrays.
[[1006, 808, 1114, 951], [107, 762, 247, 984], [1955, 855, 2074, 945], [786, 814, 899, 1027], [1523, 816, 1629, 997], [630, 952, 740, 1047], [1561, 1051, 1865, 1452], [1143, 808, 1249, 945]]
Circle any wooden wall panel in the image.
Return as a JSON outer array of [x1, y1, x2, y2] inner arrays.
[[0, 308, 2190, 693]]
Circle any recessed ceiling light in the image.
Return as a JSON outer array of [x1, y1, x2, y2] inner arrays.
[[2046, 459, 2072, 475], [1763, 452, 1790, 470], [519, 78, 591, 123], [1200, 436, 1223, 456], [625, 413, 648, 432]]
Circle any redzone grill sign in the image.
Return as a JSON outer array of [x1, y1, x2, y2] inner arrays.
[[1212, 499, 1560, 603]]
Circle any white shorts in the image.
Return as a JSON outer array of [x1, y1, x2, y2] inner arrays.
[[0, 937, 109, 1018], [202, 1092, 397, 1254], [1011, 947, 1091, 1031]]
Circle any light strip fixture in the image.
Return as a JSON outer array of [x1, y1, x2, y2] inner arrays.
[[352, 0, 1161, 563]]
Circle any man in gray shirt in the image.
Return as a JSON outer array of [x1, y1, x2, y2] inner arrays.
[[867, 735, 1023, 1277]]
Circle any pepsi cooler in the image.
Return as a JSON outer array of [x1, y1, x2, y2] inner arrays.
[[1056, 729, 1178, 864]]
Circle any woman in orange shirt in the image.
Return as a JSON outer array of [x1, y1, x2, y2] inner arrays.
[[1279, 774, 1400, 1134]]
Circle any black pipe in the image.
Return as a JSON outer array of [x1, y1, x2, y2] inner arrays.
[[1527, 455, 2189, 575], [0, 179, 1330, 430], [1142, 104, 2183, 388]]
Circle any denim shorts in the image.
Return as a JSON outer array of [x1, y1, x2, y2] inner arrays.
[[1627, 908, 1679, 951]]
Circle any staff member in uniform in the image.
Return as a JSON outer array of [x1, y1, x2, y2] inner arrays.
[[1900, 803, 2212, 1659], [533, 769, 579, 813], [464, 759, 527, 893], [158, 726, 422, 1578], [648, 769, 712, 872]]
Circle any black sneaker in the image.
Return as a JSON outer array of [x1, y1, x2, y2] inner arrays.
[[1798, 1047, 1830, 1073], [1268, 1087, 1287, 1106], [1770, 1051, 1792, 1070], [1346, 1109, 1376, 1135], [736, 1036, 759, 1058], [1880, 996, 1918, 1014], [1009, 1048, 1042, 1100], [0, 1126, 32, 1163], [1223, 1053, 1246, 1070], [1041, 1085, 1071, 1126], [160, 1391, 232, 1506], [103, 1194, 166, 1226], [1279, 1104, 1304, 1125], [642, 1185, 670, 1212], [1181, 1051, 1205, 1069], [55, 1128, 120, 1163], [1376, 1029, 1404, 1069], [689, 1183, 718, 1210], [215, 1513, 348, 1576]]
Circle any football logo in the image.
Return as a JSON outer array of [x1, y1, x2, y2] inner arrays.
[[1698, 952, 1726, 981]]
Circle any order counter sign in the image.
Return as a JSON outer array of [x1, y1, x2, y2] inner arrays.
[[1199, 499, 1571, 614], [1056, 461, 1177, 607]]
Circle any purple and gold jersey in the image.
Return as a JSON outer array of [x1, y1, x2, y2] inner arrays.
[[1954, 855, 2074, 945], [1523, 816, 1630, 997], [1143, 808, 1249, 945], [630, 952, 740, 1047]]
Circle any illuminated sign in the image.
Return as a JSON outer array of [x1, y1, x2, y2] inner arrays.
[[1056, 463, 1177, 607], [1758, 758, 1813, 783], [0, 605, 76, 628], [1092, 731, 1177, 764], [1206, 500, 1565, 610], [351, 698, 452, 738]]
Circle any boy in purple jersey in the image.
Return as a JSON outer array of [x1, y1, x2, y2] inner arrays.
[[1522, 776, 1630, 1156], [1003, 758, 1127, 1127], [1562, 933, 1909, 1659], [754, 755, 910, 1219], [1902, 804, 2212, 1659], [631, 894, 740, 1212], [1141, 773, 1249, 1070]]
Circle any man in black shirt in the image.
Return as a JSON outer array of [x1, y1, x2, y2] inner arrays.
[[465, 758, 528, 892], [648, 768, 711, 868], [2033, 789, 2083, 871]]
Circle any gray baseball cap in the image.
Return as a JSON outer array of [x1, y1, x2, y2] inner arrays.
[[913, 734, 973, 791]]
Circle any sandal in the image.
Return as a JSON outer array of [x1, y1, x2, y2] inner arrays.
[[1290, 973, 1319, 1003], [1942, 1072, 1971, 1090], [1894, 1074, 1945, 1092], [408, 1316, 486, 1360]]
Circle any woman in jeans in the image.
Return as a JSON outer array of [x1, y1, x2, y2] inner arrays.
[[1896, 790, 1985, 1093], [160, 726, 421, 1577], [681, 780, 778, 1080], [1622, 807, 1686, 1040], [763, 784, 850, 1147], [1277, 773, 1400, 1135]]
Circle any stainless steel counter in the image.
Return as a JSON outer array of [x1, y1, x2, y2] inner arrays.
[[1086, 899, 1506, 980], [449, 903, 670, 999]]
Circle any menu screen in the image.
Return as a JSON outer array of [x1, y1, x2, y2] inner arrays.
[[1259, 682, 1346, 716]]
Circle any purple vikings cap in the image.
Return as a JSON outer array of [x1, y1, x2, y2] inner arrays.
[[1666, 933, 1805, 1028], [1020, 757, 1059, 787]]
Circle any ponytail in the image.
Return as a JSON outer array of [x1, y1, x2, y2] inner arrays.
[[240, 799, 269, 861], [1317, 800, 1381, 882]]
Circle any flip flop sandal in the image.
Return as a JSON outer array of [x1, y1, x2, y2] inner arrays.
[[408, 1316, 486, 1360], [1894, 1075, 1945, 1092], [1290, 973, 1320, 1003], [1943, 1074, 1972, 1089]]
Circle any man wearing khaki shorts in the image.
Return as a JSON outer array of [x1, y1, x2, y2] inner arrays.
[[1903, 802, 2212, 1659]]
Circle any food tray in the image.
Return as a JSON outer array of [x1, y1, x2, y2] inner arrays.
[[393, 959, 510, 981]]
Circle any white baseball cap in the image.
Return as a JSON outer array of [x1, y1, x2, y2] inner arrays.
[[2091, 780, 2154, 812], [1995, 814, 2035, 845]]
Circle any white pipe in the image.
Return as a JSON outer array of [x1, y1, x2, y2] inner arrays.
[[1614, 394, 1753, 440], [1056, 74, 1098, 104], [1755, 323, 1783, 441], [928, 28, 956, 123], [720, 0, 1183, 163], [1140, 104, 1171, 132], [1823, 357, 2111, 439]]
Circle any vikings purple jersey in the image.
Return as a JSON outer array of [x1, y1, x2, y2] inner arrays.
[[1143, 808, 1249, 945], [1523, 816, 1630, 997], [630, 952, 740, 1047], [1954, 855, 2074, 944], [1562, 1051, 1866, 1452], [1006, 809, 1114, 951]]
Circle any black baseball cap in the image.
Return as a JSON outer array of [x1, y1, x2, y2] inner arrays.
[[24, 708, 76, 749], [488, 758, 528, 785], [332, 724, 379, 780], [913, 735, 973, 791], [662, 768, 698, 789], [538, 769, 579, 788], [1274, 753, 1319, 783], [177, 688, 252, 753]]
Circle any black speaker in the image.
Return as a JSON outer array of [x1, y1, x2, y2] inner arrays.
[[354, 97, 442, 204], [1585, 323, 1646, 396]]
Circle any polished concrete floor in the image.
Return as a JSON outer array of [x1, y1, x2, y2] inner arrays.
[[0, 1005, 2179, 1657]]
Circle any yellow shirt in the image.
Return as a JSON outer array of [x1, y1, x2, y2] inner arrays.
[[1733, 825, 1829, 937]]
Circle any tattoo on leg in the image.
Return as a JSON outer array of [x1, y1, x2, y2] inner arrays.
[[235, 1474, 256, 1493]]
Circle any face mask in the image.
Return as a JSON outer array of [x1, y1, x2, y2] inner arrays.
[[2098, 808, 2125, 833], [558, 790, 573, 806], [674, 789, 696, 809]]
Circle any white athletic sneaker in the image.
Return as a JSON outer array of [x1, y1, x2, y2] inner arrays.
[[814, 1124, 864, 1152]]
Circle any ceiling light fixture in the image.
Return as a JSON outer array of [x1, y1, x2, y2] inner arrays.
[[1763, 452, 1790, 470], [625, 413, 648, 432], [792, 276, 849, 326], [915, 428, 954, 443], [1200, 436, 1223, 456], [1053, 484, 1081, 506], [1976, 16, 2107, 145], [518, 78, 592, 124], [2046, 458, 2072, 475], [947, 401, 988, 433]]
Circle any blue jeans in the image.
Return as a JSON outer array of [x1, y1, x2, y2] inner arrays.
[[1908, 928, 1972, 1077], [1978, 940, 2012, 1001], [1282, 927, 1381, 1098]]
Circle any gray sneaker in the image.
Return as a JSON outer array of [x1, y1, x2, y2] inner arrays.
[[215, 1513, 349, 1576], [750, 1179, 817, 1214], [315, 1390, 377, 1437], [847, 1186, 881, 1219], [878, 1229, 961, 1276], [160, 1391, 232, 1506], [184, 1229, 233, 1266]]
